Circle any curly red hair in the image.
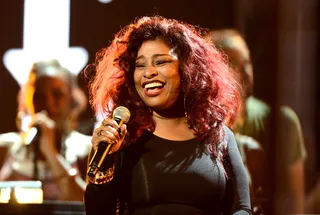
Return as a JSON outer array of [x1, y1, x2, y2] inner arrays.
[[87, 16, 241, 159]]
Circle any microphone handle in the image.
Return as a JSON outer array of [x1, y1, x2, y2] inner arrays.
[[87, 142, 113, 178]]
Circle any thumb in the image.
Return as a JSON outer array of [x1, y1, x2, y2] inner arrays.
[[120, 124, 127, 138]]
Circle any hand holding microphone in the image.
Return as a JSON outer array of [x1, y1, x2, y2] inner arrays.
[[88, 106, 130, 178], [23, 111, 57, 154]]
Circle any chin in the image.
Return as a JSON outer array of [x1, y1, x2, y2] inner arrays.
[[147, 102, 175, 111], [141, 95, 178, 110]]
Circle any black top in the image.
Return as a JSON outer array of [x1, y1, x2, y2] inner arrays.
[[84, 127, 251, 215]]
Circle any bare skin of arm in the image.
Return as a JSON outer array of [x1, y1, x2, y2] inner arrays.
[[43, 148, 85, 201], [280, 107, 306, 214], [37, 113, 85, 201], [287, 159, 305, 214]]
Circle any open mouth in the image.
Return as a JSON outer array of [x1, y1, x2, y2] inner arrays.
[[144, 82, 165, 90], [143, 81, 165, 96]]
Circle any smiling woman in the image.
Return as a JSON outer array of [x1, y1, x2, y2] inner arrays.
[[84, 16, 250, 215], [134, 39, 181, 111]]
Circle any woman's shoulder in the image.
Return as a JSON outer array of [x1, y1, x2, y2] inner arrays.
[[0, 132, 24, 173], [222, 125, 237, 150], [223, 125, 234, 140], [0, 132, 21, 145], [0, 132, 23, 154]]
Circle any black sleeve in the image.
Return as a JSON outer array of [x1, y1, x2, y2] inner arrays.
[[84, 131, 152, 215], [225, 127, 252, 215], [84, 151, 120, 215]]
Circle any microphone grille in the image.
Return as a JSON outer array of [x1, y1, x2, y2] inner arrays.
[[112, 106, 131, 123]]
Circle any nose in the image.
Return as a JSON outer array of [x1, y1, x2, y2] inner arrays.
[[143, 65, 157, 78], [35, 94, 54, 113]]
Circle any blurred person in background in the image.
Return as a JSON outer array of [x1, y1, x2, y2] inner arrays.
[[207, 29, 307, 214], [0, 59, 92, 201], [305, 176, 320, 213]]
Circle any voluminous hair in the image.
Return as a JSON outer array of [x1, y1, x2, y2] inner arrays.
[[87, 16, 241, 160]]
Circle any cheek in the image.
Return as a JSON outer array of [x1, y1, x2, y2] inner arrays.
[[56, 97, 71, 113], [61, 99, 69, 108], [135, 86, 144, 102], [133, 71, 140, 84], [133, 72, 143, 92], [169, 73, 181, 90], [65, 97, 73, 109]]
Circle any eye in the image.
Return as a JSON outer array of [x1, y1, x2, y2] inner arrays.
[[33, 91, 45, 101], [53, 90, 64, 99], [155, 60, 171, 66], [135, 62, 145, 69]]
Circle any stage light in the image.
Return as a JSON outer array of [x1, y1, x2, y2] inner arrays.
[[0, 181, 43, 204], [3, 0, 88, 86], [98, 0, 113, 3]]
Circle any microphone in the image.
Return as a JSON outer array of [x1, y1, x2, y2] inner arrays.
[[17, 112, 39, 145], [22, 124, 42, 180], [20, 110, 54, 145], [23, 126, 41, 145], [87, 106, 131, 178]]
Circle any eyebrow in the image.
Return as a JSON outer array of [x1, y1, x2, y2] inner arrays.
[[136, 54, 172, 61]]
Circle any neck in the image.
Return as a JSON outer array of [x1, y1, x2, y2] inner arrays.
[[152, 109, 185, 120], [151, 95, 195, 140], [152, 114, 186, 125], [152, 93, 185, 118], [152, 113, 195, 141], [56, 120, 71, 135]]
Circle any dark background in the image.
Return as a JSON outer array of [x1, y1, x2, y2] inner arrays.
[[0, 0, 319, 210]]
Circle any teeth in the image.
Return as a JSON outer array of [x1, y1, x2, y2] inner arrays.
[[145, 82, 163, 89]]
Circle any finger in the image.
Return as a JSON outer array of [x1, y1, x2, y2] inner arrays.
[[97, 130, 119, 145], [34, 112, 55, 129], [101, 118, 119, 129], [42, 116, 55, 128], [92, 130, 118, 151], [93, 127, 102, 136], [96, 126, 120, 140], [93, 138, 116, 152], [119, 124, 127, 138], [91, 135, 107, 151], [104, 130, 119, 141], [30, 114, 42, 126], [36, 111, 49, 122], [40, 110, 48, 115], [106, 126, 120, 137]]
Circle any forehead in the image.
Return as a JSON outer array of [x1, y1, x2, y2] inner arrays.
[[34, 76, 69, 91], [137, 39, 171, 57], [225, 35, 250, 60]]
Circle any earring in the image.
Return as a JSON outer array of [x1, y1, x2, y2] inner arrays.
[[184, 94, 191, 128]]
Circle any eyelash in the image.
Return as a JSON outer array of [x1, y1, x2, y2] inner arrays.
[[135, 60, 171, 68], [155, 60, 170, 65]]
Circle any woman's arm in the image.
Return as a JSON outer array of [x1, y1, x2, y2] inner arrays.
[[43, 148, 86, 201], [84, 150, 120, 215], [0, 132, 21, 168], [278, 106, 306, 214], [225, 127, 252, 215], [84, 117, 127, 215]]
